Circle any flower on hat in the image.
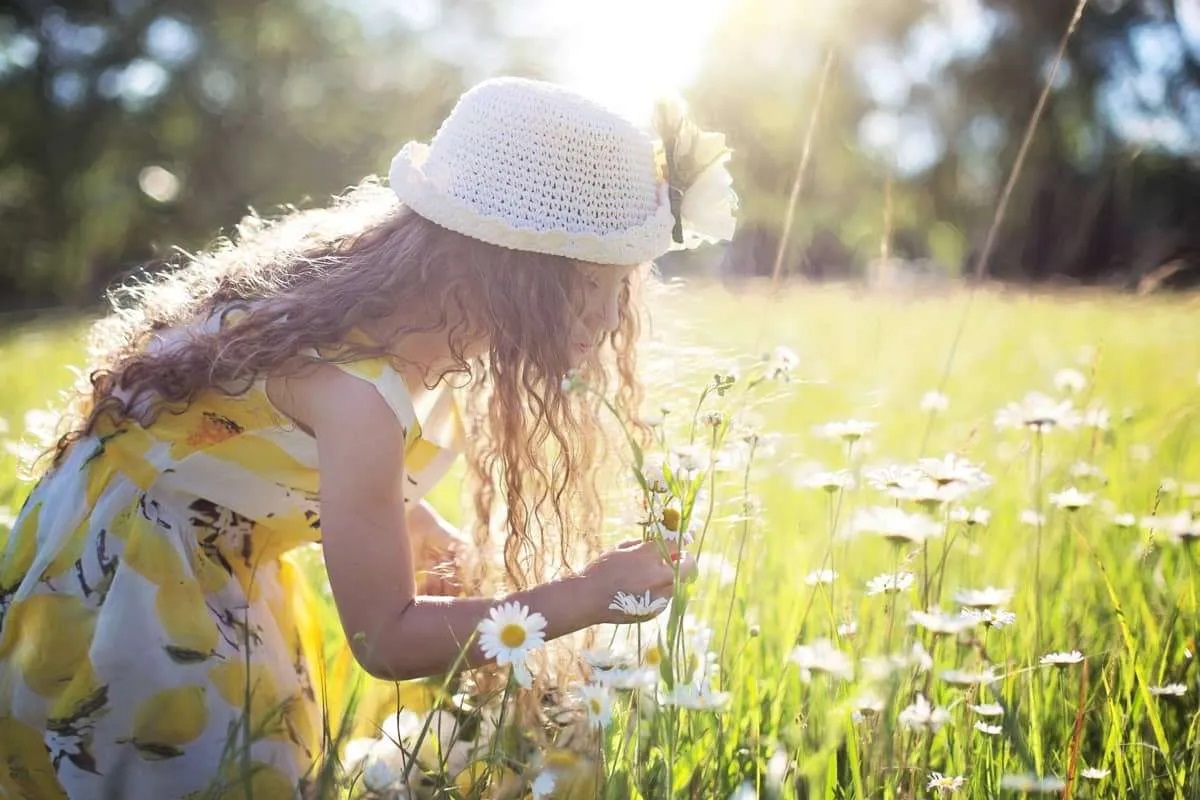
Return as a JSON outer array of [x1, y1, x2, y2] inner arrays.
[[652, 96, 738, 248]]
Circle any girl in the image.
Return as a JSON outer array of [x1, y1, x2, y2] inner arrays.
[[0, 77, 732, 798]]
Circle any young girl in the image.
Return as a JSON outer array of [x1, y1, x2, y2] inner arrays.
[[0, 77, 732, 798]]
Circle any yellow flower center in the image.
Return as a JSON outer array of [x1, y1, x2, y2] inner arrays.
[[499, 623, 526, 648], [662, 508, 681, 532], [589, 698, 602, 715], [643, 646, 661, 666]]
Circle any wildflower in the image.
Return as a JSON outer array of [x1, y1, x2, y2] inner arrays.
[[670, 445, 709, 479], [813, 419, 877, 443], [789, 639, 854, 681], [995, 393, 1079, 432], [659, 680, 731, 711], [910, 609, 980, 636], [798, 468, 856, 492], [949, 506, 991, 526], [940, 667, 999, 686], [609, 590, 669, 620], [1053, 368, 1086, 394], [1081, 404, 1111, 430], [1080, 767, 1109, 780], [699, 410, 724, 429], [999, 774, 1066, 793], [960, 607, 1017, 629], [1049, 487, 1093, 511], [865, 463, 923, 492], [975, 721, 1003, 736], [477, 602, 548, 687], [852, 693, 886, 717], [920, 390, 949, 412], [1069, 461, 1106, 483], [1148, 683, 1187, 697], [853, 506, 942, 545], [805, 569, 837, 586], [927, 773, 966, 794], [1111, 512, 1136, 528], [593, 666, 657, 690], [898, 694, 951, 732], [576, 683, 613, 728], [866, 571, 915, 596], [836, 620, 858, 638], [764, 346, 799, 381], [1140, 512, 1196, 541], [1019, 509, 1046, 526], [954, 587, 1013, 609], [862, 642, 933, 680], [647, 506, 694, 544], [1040, 650, 1084, 668], [640, 456, 670, 493], [531, 770, 557, 800], [917, 454, 992, 490], [969, 702, 1004, 716]]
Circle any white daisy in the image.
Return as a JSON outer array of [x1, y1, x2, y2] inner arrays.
[[866, 571, 915, 596], [920, 390, 950, 412], [1081, 404, 1111, 430], [864, 463, 923, 492], [1019, 509, 1046, 526], [898, 694, 951, 732], [995, 393, 1079, 432], [1049, 487, 1093, 511], [609, 590, 669, 619], [954, 587, 1013, 609], [477, 602, 547, 681], [1111, 512, 1137, 528], [805, 569, 837, 586], [975, 721, 1003, 736], [969, 702, 1004, 717], [659, 680, 731, 711], [1080, 767, 1109, 780], [798, 468, 856, 492], [813, 419, 877, 442], [917, 454, 993, 490], [789, 639, 854, 681], [1069, 461, 1107, 483], [576, 683, 613, 728], [1053, 368, 1086, 394], [949, 506, 991, 526], [764, 346, 799, 381], [910, 609, 981, 636], [582, 645, 634, 671], [969, 607, 1017, 629], [853, 506, 942, 544], [927, 772, 966, 794], [1040, 650, 1084, 667], [1149, 683, 1187, 697], [940, 667, 999, 686]]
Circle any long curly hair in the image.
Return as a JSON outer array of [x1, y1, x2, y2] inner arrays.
[[52, 180, 647, 594]]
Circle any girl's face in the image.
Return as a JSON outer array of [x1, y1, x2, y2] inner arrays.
[[570, 262, 637, 366]]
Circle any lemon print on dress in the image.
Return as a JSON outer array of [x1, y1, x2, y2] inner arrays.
[[0, 502, 40, 591], [207, 759, 296, 800], [118, 509, 187, 586], [156, 580, 219, 663], [0, 593, 95, 697], [0, 717, 69, 800], [120, 684, 208, 760], [209, 660, 288, 741]]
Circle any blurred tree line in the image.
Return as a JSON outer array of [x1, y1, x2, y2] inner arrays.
[[694, 0, 1200, 287], [1, 0, 1199, 310]]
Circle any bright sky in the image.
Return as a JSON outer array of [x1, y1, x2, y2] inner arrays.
[[517, 0, 735, 124]]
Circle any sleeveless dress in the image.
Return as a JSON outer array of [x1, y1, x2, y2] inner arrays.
[[0, 346, 464, 799]]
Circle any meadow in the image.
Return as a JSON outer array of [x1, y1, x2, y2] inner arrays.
[[2, 282, 1199, 799]]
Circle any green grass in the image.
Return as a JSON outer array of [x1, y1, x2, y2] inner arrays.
[[2, 283, 1199, 798]]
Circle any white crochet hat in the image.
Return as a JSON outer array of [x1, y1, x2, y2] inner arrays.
[[388, 77, 675, 266]]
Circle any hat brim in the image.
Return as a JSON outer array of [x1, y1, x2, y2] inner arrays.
[[388, 142, 675, 266]]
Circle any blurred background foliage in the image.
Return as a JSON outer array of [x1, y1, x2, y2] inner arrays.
[[1, 0, 1199, 309]]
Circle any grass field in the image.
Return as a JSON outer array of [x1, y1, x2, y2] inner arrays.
[[2, 282, 1199, 799]]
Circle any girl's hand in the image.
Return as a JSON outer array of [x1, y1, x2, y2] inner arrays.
[[579, 539, 697, 625]]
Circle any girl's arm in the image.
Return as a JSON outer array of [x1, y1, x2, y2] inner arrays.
[[270, 364, 681, 680]]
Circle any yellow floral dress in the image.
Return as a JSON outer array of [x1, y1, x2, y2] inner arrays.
[[0, 350, 463, 799]]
